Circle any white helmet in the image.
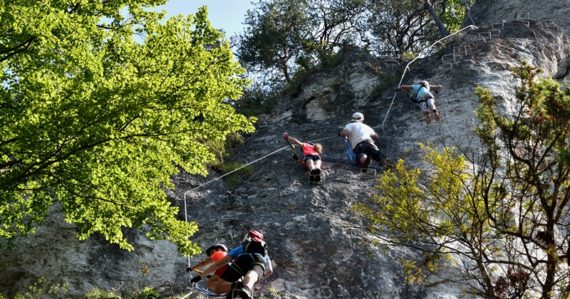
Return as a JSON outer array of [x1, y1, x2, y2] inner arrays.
[[352, 112, 364, 121]]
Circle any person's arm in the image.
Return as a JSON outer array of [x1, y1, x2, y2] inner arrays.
[[398, 85, 412, 92], [197, 255, 233, 277], [430, 85, 442, 93], [339, 128, 349, 137], [371, 132, 380, 141], [286, 136, 303, 146], [189, 257, 212, 273], [264, 256, 274, 278]]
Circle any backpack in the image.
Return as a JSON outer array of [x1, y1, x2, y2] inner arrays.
[[244, 238, 268, 256]]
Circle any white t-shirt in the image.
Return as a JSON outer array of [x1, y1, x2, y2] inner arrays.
[[344, 121, 376, 149]]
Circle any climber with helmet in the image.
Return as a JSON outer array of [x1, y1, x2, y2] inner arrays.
[[398, 80, 442, 124], [189, 230, 273, 299], [188, 243, 232, 294], [338, 112, 386, 170], [189, 243, 229, 275], [283, 132, 323, 183]]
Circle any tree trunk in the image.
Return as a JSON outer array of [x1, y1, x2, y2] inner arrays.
[[542, 222, 557, 299], [424, 0, 449, 37]]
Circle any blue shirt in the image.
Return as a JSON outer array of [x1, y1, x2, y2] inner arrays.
[[228, 244, 244, 258], [411, 84, 433, 102]]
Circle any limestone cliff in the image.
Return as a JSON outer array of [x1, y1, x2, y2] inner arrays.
[[1, 2, 569, 299]]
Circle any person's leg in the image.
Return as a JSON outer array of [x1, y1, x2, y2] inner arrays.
[[207, 275, 232, 294], [359, 155, 371, 168], [420, 101, 431, 124], [433, 110, 440, 122], [241, 270, 260, 291], [239, 265, 264, 299], [427, 98, 439, 122], [314, 159, 322, 170], [305, 159, 315, 171], [423, 111, 431, 124], [371, 149, 386, 167], [355, 148, 369, 168], [310, 158, 321, 182]]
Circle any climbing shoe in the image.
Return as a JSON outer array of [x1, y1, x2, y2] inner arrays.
[[309, 168, 321, 184], [239, 286, 253, 299], [226, 281, 243, 299]]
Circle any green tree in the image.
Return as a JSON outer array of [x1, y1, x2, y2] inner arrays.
[[304, 0, 366, 62], [365, 0, 434, 56], [236, 0, 365, 84], [364, 0, 473, 56], [438, 0, 474, 33], [356, 63, 570, 298], [0, 1, 255, 255], [236, 0, 310, 83]]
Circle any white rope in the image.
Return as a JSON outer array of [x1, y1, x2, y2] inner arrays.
[[181, 145, 289, 197], [309, 136, 335, 142], [377, 24, 478, 129]]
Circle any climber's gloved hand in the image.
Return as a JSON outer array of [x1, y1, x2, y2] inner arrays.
[[191, 276, 202, 283], [283, 132, 289, 141]]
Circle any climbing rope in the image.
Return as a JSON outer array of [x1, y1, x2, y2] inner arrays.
[[182, 145, 289, 195]]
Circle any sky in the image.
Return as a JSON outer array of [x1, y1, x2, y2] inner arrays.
[[160, 0, 254, 38]]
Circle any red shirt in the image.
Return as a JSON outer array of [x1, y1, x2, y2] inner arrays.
[[301, 143, 319, 157], [214, 264, 228, 276]]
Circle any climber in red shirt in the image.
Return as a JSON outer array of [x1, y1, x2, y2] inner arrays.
[[283, 133, 323, 183]]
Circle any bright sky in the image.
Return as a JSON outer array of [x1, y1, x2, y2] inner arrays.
[[160, 0, 254, 37]]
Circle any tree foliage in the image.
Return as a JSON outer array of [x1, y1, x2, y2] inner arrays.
[[365, 0, 473, 56], [236, 0, 472, 85], [356, 63, 570, 298], [236, 0, 366, 84], [0, 1, 255, 255], [236, 0, 310, 83], [365, 0, 434, 56]]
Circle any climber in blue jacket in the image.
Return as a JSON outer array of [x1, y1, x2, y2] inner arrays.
[[399, 80, 442, 124]]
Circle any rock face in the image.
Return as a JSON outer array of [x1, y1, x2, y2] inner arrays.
[[0, 205, 189, 298], [1, 2, 570, 299], [466, 0, 570, 36]]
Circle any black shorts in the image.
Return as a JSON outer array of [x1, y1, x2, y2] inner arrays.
[[303, 154, 320, 161], [219, 253, 265, 282], [354, 141, 384, 162]]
